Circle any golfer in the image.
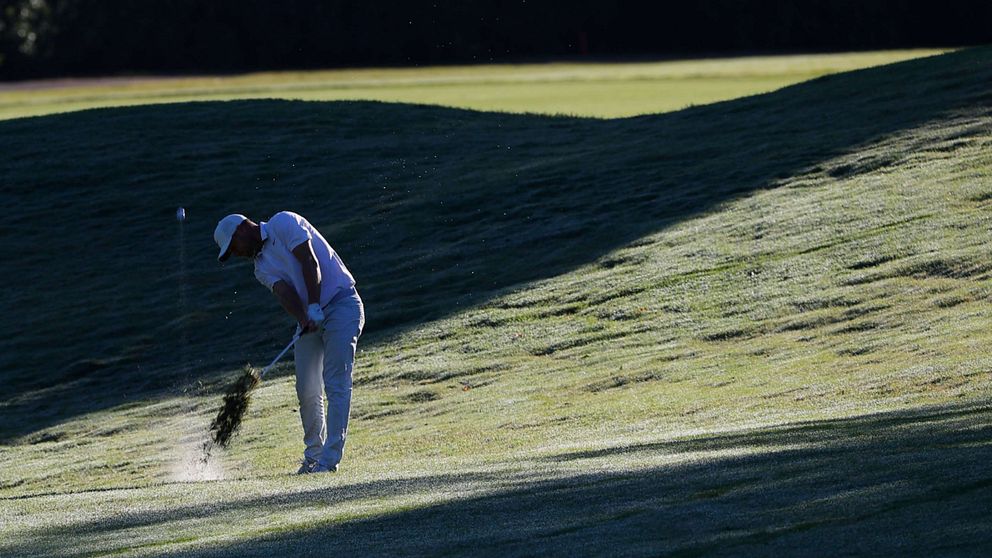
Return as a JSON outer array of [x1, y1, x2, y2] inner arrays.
[[214, 211, 364, 474]]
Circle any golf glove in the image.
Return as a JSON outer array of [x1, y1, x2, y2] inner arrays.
[[306, 303, 324, 324]]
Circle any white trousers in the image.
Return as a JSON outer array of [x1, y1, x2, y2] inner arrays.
[[293, 288, 364, 468]]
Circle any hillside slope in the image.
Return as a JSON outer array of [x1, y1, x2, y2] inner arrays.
[[0, 50, 945, 120], [1, 48, 991, 556]]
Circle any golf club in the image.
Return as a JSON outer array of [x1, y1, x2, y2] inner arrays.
[[258, 333, 300, 379], [207, 333, 300, 449]]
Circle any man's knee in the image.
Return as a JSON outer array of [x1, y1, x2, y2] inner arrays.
[[297, 391, 325, 407], [323, 362, 353, 390]]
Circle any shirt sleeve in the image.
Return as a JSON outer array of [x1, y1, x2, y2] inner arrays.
[[268, 211, 313, 251]]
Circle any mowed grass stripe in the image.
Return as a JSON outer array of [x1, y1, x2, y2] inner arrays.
[[0, 49, 947, 120]]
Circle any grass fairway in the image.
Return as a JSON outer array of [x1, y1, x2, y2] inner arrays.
[[0, 50, 946, 120], [2, 47, 992, 556]]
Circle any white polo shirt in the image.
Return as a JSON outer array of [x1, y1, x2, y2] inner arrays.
[[253, 211, 356, 308]]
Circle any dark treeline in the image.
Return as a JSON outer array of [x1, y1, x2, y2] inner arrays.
[[1, 0, 990, 80]]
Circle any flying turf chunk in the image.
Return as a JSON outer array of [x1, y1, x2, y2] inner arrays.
[[205, 334, 298, 451], [208, 364, 261, 448]]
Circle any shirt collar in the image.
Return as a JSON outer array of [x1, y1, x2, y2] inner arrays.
[[256, 221, 270, 258]]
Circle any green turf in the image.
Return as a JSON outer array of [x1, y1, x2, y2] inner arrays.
[[1, 47, 991, 556], [0, 50, 946, 120]]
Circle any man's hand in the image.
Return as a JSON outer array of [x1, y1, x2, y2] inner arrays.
[[299, 303, 324, 335], [273, 280, 319, 334], [299, 317, 320, 335], [306, 303, 324, 322]]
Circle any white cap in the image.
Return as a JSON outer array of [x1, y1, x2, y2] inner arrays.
[[214, 214, 247, 262]]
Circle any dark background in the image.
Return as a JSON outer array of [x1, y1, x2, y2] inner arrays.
[[1, 0, 991, 81]]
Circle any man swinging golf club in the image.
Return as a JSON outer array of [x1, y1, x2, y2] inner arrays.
[[214, 211, 365, 474]]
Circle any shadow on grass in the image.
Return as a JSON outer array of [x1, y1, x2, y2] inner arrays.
[[4, 403, 991, 557], [0, 48, 990, 440]]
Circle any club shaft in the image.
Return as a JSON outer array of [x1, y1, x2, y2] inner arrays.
[[259, 335, 299, 378]]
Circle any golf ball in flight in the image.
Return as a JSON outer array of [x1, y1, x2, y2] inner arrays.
[[176, 207, 186, 222]]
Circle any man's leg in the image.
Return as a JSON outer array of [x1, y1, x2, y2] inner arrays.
[[294, 331, 327, 465], [318, 293, 364, 470]]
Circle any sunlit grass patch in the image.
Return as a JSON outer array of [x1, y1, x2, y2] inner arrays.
[[0, 49, 947, 120]]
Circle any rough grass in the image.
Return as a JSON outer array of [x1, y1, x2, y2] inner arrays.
[[1, 48, 992, 556]]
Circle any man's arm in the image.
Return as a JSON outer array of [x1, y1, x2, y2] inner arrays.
[[291, 240, 322, 306], [272, 280, 316, 333]]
